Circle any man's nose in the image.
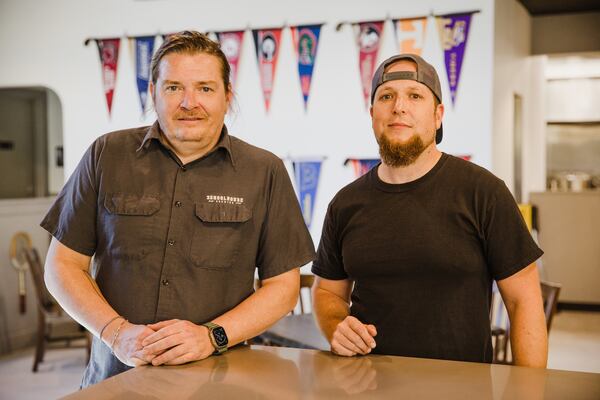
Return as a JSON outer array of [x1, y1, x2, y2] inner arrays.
[[392, 96, 407, 114], [180, 88, 199, 110]]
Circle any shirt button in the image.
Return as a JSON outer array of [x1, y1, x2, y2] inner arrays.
[[175, 201, 182, 207], [168, 239, 175, 246], [162, 279, 169, 286], [181, 165, 187, 171]]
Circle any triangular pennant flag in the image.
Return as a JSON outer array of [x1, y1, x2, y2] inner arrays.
[[95, 38, 121, 116], [393, 17, 428, 56], [216, 30, 245, 90], [252, 28, 283, 112], [436, 13, 474, 106], [355, 21, 384, 109], [344, 158, 379, 179], [291, 24, 322, 111], [129, 36, 155, 115], [291, 159, 323, 228]]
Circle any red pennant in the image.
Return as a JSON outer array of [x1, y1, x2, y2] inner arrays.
[[356, 21, 384, 109], [96, 38, 120, 116], [252, 28, 283, 112], [216, 31, 245, 90]]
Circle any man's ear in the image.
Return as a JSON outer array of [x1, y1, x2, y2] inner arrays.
[[369, 106, 373, 118], [435, 103, 444, 129]]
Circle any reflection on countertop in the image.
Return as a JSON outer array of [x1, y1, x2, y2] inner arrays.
[[62, 345, 600, 400]]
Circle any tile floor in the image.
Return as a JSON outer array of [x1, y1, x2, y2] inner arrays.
[[0, 310, 599, 399]]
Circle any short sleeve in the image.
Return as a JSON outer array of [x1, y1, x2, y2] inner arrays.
[[40, 141, 101, 256], [256, 160, 315, 279], [483, 182, 544, 281], [312, 201, 348, 280]]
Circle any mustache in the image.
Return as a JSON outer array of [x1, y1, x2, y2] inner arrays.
[[173, 111, 206, 119]]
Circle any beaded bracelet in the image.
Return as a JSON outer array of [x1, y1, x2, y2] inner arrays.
[[99, 315, 122, 341], [110, 318, 128, 352]]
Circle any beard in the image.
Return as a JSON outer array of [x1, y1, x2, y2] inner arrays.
[[377, 132, 433, 167]]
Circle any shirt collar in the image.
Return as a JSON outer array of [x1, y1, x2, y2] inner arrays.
[[137, 121, 236, 168]]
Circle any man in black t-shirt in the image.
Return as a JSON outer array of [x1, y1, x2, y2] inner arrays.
[[312, 54, 548, 367]]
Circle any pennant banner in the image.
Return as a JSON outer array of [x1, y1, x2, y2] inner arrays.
[[393, 17, 428, 56], [436, 13, 474, 106], [216, 30, 245, 90], [253, 28, 283, 112], [130, 36, 155, 115], [96, 38, 121, 116], [345, 158, 379, 179], [291, 24, 322, 111], [292, 159, 323, 228], [356, 21, 384, 109]]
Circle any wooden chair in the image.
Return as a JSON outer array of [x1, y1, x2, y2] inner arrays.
[[24, 248, 91, 372], [492, 280, 562, 364], [292, 274, 315, 315], [251, 273, 315, 345]]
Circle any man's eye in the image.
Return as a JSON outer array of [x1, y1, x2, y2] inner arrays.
[[410, 93, 423, 100], [165, 85, 180, 92], [379, 93, 393, 101], [200, 86, 213, 93]]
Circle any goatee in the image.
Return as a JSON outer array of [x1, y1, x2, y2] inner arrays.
[[378, 133, 432, 167]]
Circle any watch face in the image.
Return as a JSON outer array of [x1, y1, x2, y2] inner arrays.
[[213, 327, 228, 347]]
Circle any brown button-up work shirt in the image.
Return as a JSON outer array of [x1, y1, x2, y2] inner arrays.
[[41, 122, 315, 386]]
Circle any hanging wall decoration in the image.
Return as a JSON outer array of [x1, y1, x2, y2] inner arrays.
[[355, 21, 384, 109], [94, 38, 121, 117], [291, 158, 324, 228], [393, 17, 428, 56], [436, 12, 475, 106], [215, 30, 245, 90], [130, 36, 155, 115], [344, 158, 380, 179], [252, 28, 283, 112], [291, 24, 322, 111]]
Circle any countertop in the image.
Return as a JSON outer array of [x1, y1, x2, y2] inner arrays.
[[62, 345, 600, 399]]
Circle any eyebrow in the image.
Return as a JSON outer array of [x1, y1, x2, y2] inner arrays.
[[161, 80, 218, 86]]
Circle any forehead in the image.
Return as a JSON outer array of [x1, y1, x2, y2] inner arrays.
[[157, 52, 222, 80]]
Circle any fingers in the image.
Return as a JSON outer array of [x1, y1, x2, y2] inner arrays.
[[146, 319, 179, 331], [151, 345, 188, 366], [331, 317, 376, 356], [142, 321, 183, 347]]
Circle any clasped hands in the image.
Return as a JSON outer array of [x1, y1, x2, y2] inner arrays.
[[112, 319, 215, 367]]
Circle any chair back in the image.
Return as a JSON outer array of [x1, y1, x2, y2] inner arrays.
[[294, 274, 315, 315], [540, 280, 561, 331], [24, 248, 55, 312]]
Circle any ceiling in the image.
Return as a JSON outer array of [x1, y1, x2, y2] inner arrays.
[[518, 0, 600, 15]]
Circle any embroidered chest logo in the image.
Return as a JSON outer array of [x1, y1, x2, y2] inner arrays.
[[206, 195, 244, 205]]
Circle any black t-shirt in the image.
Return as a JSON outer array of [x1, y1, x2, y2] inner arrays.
[[312, 153, 543, 363]]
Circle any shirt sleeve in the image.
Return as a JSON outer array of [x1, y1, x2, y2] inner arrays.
[[256, 159, 316, 280], [40, 140, 101, 256], [311, 200, 348, 280], [482, 181, 544, 281]]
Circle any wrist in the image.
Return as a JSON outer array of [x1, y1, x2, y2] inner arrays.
[[99, 315, 123, 342]]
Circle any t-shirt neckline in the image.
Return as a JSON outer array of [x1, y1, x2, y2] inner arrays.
[[369, 152, 449, 193]]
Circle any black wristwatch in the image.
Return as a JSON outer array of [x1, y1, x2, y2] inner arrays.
[[203, 322, 228, 355]]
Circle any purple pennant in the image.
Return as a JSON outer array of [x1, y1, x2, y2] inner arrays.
[[436, 13, 473, 106]]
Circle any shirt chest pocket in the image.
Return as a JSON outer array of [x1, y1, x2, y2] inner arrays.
[[103, 193, 161, 260], [190, 203, 252, 269]]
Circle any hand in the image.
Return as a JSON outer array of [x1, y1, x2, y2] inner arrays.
[[331, 316, 377, 356], [111, 321, 157, 367], [332, 356, 378, 394], [142, 319, 214, 366]]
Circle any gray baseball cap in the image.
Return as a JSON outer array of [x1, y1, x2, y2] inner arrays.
[[371, 54, 443, 144]]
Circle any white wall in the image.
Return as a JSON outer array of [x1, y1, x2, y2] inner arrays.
[[0, 0, 495, 245], [492, 0, 546, 201]]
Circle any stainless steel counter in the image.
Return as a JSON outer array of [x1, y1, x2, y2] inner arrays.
[[62, 345, 600, 399]]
